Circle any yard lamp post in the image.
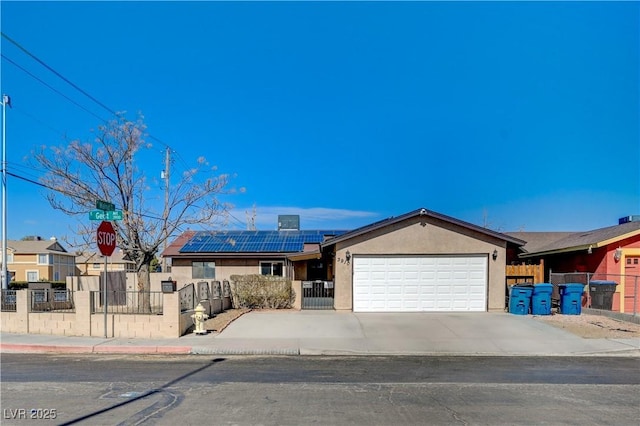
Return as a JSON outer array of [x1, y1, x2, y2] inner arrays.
[[1, 94, 10, 290]]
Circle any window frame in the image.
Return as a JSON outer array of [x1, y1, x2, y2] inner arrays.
[[192, 261, 216, 279], [260, 261, 284, 277], [26, 270, 39, 282]]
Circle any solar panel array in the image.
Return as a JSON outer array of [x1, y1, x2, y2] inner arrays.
[[179, 230, 347, 253]]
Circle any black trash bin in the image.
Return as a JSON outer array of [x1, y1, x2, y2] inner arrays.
[[589, 280, 617, 310]]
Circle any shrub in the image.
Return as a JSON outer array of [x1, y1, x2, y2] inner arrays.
[[8, 281, 67, 290], [229, 274, 294, 309]]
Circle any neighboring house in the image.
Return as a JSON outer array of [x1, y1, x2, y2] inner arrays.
[[511, 217, 640, 314], [163, 208, 525, 313], [3, 237, 76, 282], [75, 250, 136, 276]]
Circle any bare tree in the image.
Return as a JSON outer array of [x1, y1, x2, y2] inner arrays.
[[33, 114, 234, 309]]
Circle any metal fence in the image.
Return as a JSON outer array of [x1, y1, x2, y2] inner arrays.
[[302, 280, 334, 310], [1, 289, 17, 312], [90, 290, 163, 314], [549, 272, 639, 316], [30, 289, 75, 313]]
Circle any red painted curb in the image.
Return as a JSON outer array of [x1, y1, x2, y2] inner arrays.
[[93, 345, 191, 354], [0, 344, 94, 354], [1, 344, 192, 355]]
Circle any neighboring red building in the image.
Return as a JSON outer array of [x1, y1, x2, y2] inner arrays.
[[509, 217, 640, 314]]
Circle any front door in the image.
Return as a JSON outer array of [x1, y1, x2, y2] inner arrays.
[[624, 256, 640, 314]]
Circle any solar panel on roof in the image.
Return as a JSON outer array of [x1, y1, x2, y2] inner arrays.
[[178, 229, 348, 253]]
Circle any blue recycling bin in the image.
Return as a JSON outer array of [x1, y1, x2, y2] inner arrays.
[[509, 284, 533, 315], [531, 283, 553, 315], [558, 283, 585, 315]]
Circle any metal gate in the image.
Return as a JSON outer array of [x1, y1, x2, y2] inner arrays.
[[302, 280, 334, 310]]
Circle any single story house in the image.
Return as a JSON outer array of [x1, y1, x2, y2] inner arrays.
[[163, 208, 525, 312], [3, 237, 76, 282], [162, 227, 347, 284], [510, 217, 640, 314]]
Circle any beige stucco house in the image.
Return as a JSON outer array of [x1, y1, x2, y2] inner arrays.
[[321, 208, 524, 312], [3, 238, 76, 282], [75, 250, 136, 276], [163, 208, 525, 312]]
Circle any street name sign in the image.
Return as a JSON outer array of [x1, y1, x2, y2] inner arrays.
[[96, 199, 115, 211], [89, 210, 123, 221]]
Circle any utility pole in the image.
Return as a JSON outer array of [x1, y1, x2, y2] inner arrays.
[[161, 148, 170, 272], [1, 95, 10, 290]]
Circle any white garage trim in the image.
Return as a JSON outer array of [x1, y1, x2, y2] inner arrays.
[[353, 255, 488, 312]]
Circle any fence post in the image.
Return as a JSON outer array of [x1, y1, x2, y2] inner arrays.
[[162, 292, 182, 337], [15, 290, 29, 333], [74, 291, 92, 336]]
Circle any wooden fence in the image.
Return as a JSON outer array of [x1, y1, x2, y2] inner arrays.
[[506, 260, 544, 285]]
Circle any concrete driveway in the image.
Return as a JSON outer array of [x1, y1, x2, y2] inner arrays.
[[199, 310, 640, 356]]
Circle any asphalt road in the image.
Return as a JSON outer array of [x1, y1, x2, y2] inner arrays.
[[1, 355, 639, 425]]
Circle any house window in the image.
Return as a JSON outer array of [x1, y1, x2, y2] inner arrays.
[[37, 254, 51, 265], [192, 261, 215, 279], [26, 271, 39, 282], [7, 253, 13, 263], [260, 261, 284, 277]]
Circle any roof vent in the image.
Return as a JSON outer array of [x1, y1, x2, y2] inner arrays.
[[619, 215, 640, 225], [278, 215, 300, 231]]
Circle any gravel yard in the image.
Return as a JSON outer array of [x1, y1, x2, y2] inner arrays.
[[533, 313, 640, 339], [204, 308, 251, 333]]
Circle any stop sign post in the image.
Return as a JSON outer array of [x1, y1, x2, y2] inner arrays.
[[97, 221, 116, 256], [96, 220, 116, 338]]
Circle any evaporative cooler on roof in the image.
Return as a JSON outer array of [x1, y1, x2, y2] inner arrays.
[[278, 215, 300, 231]]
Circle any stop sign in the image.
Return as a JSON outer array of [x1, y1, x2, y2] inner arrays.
[[96, 221, 117, 256]]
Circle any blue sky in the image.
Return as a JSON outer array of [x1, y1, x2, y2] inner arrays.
[[1, 1, 638, 244]]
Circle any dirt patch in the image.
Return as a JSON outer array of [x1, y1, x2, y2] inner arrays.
[[533, 313, 640, 339], [203, 308, 251, 333]]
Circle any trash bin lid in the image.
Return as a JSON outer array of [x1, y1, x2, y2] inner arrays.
[[589, 280, 617, 286], [558, 283, 584, 293], [532, 283, 553, 294]]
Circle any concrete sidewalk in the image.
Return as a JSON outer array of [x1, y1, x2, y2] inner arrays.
[[1, 311, 639, 357]]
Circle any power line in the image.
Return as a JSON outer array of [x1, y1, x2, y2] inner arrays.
[[2, 34, 238, 228], [6, 170, 168, 221], [2, 54, 107, 123], [2, 33, 176, 150], [2, 34, 196, 179], [2, 32, 118, 117]]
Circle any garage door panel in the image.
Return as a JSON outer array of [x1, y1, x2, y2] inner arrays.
[[353, 256, 487, 312]]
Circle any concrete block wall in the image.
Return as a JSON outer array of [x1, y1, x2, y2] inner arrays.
[[0, 290, 184, 338]]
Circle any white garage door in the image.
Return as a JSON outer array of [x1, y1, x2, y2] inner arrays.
[[353, 256, 487, 312]]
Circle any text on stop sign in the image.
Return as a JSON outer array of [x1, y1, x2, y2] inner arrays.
[[97, 230, 116, 247]]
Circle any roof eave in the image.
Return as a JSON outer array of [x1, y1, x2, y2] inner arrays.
[[321, 208, 526, 248], [171, 252, 294, 259], [519, 244, 592, 258], [287, 251, 322, 261]]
